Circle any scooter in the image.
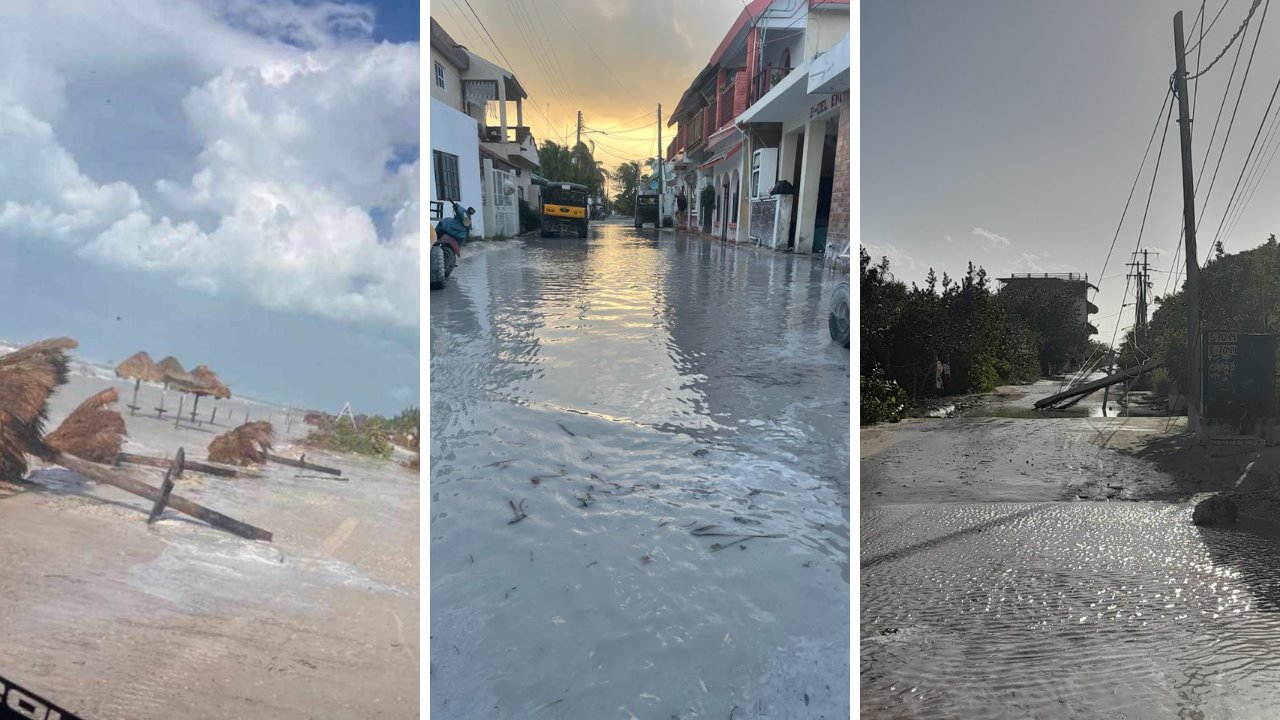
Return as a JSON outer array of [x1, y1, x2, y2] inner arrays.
[[431, 201, 475, 290]]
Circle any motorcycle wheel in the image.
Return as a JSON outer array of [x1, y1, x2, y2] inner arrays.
[[828, 283, 851, 348], [443, 246, 457, 277], [430, 244, 445, 289]]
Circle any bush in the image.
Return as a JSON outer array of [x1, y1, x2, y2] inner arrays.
[[519, 199, 541, 233], [302, 406, 418, 459], [861, 369, 907, 425]]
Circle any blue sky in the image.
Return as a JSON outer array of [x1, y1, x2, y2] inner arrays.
[[862, 0, 1280, 342], [0, 0, 419, 415]]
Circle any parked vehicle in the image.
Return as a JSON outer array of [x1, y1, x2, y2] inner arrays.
[[828, 244, 851, 348], [432, 201, 474, 290], [541, 182, 590, 238], [634, 193, 659, 229]]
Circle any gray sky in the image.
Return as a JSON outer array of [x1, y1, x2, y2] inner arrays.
[[0, 0, 419, 415], [862, 0, 1280, 343]]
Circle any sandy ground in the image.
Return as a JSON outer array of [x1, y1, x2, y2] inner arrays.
[[862, 379, 1280, 522], [0, 350, 419, 719]]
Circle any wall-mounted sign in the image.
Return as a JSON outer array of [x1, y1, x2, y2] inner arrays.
[[809, 92, 846, 120], [1203, 331, 1276, 419]]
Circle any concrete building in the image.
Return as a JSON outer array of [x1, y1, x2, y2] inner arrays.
[[429, 18, 484, 236], [430, 17, 542, 238], [996, 273, 1102, 335], [666, 0, 849, 256]]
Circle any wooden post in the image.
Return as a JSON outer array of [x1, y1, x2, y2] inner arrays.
[[175, 393, 185, 429], [285, 409, 293, 435], [210, 405, 218, 425], [157, 385, 168, 417], [191, 394, 201, 426], [1174, 11, 1205, 443], [264, 452, 342, 476], [118, 452, 263, 479], [130, 378, 140, 415], [54, 453, 272, 541], [148, 447, 183, 524]]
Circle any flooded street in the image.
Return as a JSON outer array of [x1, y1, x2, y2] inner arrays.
[[862, 384, 1280, 719], [429, 219, 850, 719]]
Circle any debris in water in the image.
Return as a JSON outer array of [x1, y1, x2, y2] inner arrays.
[[531, 476, 541, 485], [556, 422, 576, 437], [507, 498, 528, 524], [641, 554, 653, 564], [585, 561, 598, 568], [483, 458, 515, 468], [576, 491, 595, 508]]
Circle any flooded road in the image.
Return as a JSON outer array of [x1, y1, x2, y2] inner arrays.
[[862, 502, 1280, 719], [862, 379, 1280, 719], [429, 220, 850, 719]]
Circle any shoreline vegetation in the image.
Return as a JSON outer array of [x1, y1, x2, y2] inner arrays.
[[861, 247, 1102, 425], [301, 406, 419, 465]]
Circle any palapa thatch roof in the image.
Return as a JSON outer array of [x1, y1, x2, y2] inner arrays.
[[207, 421, 275, 466], [115, 351, 163, 383], [0, 337, 77, 479], [44, 388, 127, 464], [163, 368, 217, 396], [190, 364, 231, 399], [156, 356, 185, 380]]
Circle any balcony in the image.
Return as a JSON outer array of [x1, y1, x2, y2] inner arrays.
[[481, 125, 534, 144], [749, 65, 795, 107], [718, 82, 736, 128]]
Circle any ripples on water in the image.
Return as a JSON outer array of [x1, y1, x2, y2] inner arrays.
[[862, 503, 1280, 719]]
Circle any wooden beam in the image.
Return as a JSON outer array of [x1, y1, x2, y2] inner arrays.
[[117, 452, 263, 479], [55, 452, 273, 542], [148, 447, 182, 524], [265, 452, 342, 476], [1034, 358, 1164, 409]]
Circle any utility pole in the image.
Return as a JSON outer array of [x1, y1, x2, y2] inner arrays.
[[658, 103, 664, 226], [1173, 11, 1204, 441], [577, 110, 582, 149]]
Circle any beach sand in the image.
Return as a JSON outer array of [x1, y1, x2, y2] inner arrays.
[[0, 346, 419, 719]]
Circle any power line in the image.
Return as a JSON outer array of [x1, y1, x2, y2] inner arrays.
[[1094, 87, 1172, 305], [1207, 52, 1280, 260], [505, 1, 576, 120], [461, 0, 519, 74], [1187, 0, 1262, 79], [517, 0, 583, 117], [546, 0, 633, 94], [1186, 0, 1236, 53], [1218, 93, 1280, 246]]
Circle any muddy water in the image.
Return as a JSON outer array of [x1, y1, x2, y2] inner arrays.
[[862, 502, 1280, 719], [430, 222, 850, 718]]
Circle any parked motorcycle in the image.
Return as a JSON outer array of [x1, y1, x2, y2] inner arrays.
[[431, 201, 475, 290]]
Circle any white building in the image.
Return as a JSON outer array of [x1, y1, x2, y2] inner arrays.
[[429, 19, 484, 237]]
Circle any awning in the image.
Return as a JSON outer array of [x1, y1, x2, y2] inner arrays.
[[808, 32, 850, 95], [698, 142, 742, 171], [736, 60, 810, 125]]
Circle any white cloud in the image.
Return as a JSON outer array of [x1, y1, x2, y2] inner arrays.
[[944, 234, 954, 243], [972, 226, 1012, 248], [862, 242, 917, 276], [0, 0, 419, 328]]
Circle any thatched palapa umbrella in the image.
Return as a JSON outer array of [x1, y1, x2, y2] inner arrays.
[[0, 338, 76, 481], [191, 364, 231, 424], [155, 356, 185, 417], [208, 421, 274, 466], [163, 367, 216, 429], [115, 351, 162, 415], [44, 388, 127, 463]]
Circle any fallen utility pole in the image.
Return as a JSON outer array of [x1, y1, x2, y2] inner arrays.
[[1173, 10, 1205, 442], [1034, 358, 1164, 409], [54, 451, 273, 541], [117, 452, 263, 479], [265, 452, 342, 477]]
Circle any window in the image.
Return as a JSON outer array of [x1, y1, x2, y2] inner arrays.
[[434, 61, 445, 90], [433, 150, 460, 201], [780, 48, 791, 70]]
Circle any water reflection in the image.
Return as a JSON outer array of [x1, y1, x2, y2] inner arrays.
[[862, 502, 1280, 718]]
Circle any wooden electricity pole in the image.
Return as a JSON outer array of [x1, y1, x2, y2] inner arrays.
[[658, 103, 664, 225], [1173, 11, 1204, 441]]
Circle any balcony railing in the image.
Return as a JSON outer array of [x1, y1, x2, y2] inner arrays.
[[718, 82, 736, 128], [749, 65, 794, 106], [480, 125, 534, 144]]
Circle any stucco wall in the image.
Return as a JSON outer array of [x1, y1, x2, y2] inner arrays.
[[807, 7, 851, 56], [429, 49, 464, 111], [429, 97, 484, 238]]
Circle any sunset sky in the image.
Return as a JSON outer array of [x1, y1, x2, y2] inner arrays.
[[430, 0, 750, 167]]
